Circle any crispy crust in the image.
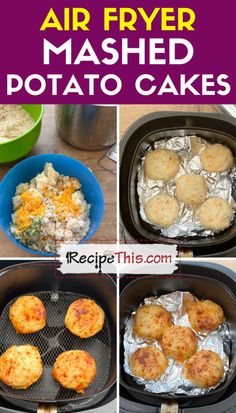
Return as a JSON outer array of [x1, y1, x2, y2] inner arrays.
[[200, 144, 234, 173], [9, 295, 46, 334], [52, 350, 96, 393], [161, 326, 198, 363], [198, 197, 233, 231], [65, 299, 105, 338], [133, 304, 173, 341], [187, 299, 225, 333], [0, 345, 43, 389], [144, 194, 180, 228], [183, 350, 224, 388], [145, 149, 180, 181], [130, 347, 168, 380], [175, 174, 207, 207]]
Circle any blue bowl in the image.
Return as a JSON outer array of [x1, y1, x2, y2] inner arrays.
[[0, 154, 104, 256]]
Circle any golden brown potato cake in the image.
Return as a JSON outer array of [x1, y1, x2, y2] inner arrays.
[[65, 298, 105, 338], [183, 350, 224, 388], [144, 194, 180, 228], [198, 197, 233, 231], [200, 143, 234, 173], [175, 174, 207, 207], [187, 299, 225, 333], [52, 350, 96, 393], [161, 326, 198, 363], [133, 304, 173, 341], [130, 347, 168, 380], [0, 345, 43, 389], [145, 149, 180, 181], [9, 295, 46, 334]]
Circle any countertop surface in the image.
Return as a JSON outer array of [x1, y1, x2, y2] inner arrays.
[[0, 105, 117, 257], [120, 104, 221, 137]]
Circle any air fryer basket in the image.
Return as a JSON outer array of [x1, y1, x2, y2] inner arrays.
[[120, 112, 236, 252], [120, 271, 236, 407], [0, 262, 116, 409]]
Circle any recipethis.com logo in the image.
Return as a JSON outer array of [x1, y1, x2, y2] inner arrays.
[[58, 244, 178, 274]]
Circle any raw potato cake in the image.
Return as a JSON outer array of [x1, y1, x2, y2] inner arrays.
[[161, 326, 198, 363], [130, 347, 168, 380], [133, 304, 173, 341], [184, 350, 224, 388], [52, 350, 96, 393], [65, 298, 105, 338], [144, 194, 180, 228], [200, 143, 234, 173], [198, 197, 233, 231], [175, 174, 207, 207], [144, 149, 180, 181], [187, 299, 225, 333], [0, 345, 43, 389], [9, 295, 46, 334]]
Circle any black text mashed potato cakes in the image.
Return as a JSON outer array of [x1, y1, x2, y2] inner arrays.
[[0, 345, 43, 389], [10, 163, 90, 253]]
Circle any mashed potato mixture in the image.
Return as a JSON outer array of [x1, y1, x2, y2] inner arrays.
[[0, 105, 34, 142], [10, 163, 90, 253]]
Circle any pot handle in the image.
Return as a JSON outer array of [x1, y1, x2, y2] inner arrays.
[[160, 401, 179, 413], [37, 404, 57, 413]]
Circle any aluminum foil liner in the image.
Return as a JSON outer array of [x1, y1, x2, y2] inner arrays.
[[124, 291, 231, 396], [137, 136, 236, 238]]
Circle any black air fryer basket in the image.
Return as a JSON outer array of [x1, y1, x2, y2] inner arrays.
[[120, 112, 236, 254], [0, 261, 116, 412], [120, 263, 236, 408]]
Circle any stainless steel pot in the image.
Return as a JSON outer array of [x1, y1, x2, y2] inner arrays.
[[55, 105, 117, 150]]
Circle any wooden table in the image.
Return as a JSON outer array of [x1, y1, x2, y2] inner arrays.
[[0, 105, 117, 257], [120, 104, 221, 137]]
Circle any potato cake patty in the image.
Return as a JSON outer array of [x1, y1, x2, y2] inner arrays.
[[133, 304, 173, 341], [184, 350, 224, 388], [52, 350, 96, 393], [130, 347, 168, 380], [0, 345, 43, 389], [65, 298, 105, 338], [198, 197, 233, 231], [161, 326, 198, 363], [200, 144, 234, 173], [144, 194, 180, 228], [145, 149, 180, 181], [9, 295, 46, 334], [187, 299, 225, 333], [175, 174, 207, 207]]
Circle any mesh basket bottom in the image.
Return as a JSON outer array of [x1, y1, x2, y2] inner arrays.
[[0, 291, 112, 402]]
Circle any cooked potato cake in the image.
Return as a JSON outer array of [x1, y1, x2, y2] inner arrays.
[[161, 326, 198, 363], [200, 143, 234, 173], [144, 194, 180, 228], [130, 347, 168, 380], [52, 350, 96, 393], [198, 197, 233, 231], [145, 149, 180, 181], [184, 350, 224, 388], [65, 298, 105, 338], [187, 299, 225, 333], [0, 345, 42, 389], [9, 295, 46, 334], [133, 304, 173, 341], [175, 174, 207, 207]]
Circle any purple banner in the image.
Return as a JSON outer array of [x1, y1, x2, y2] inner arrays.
[[0, 0, 235, 103]]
